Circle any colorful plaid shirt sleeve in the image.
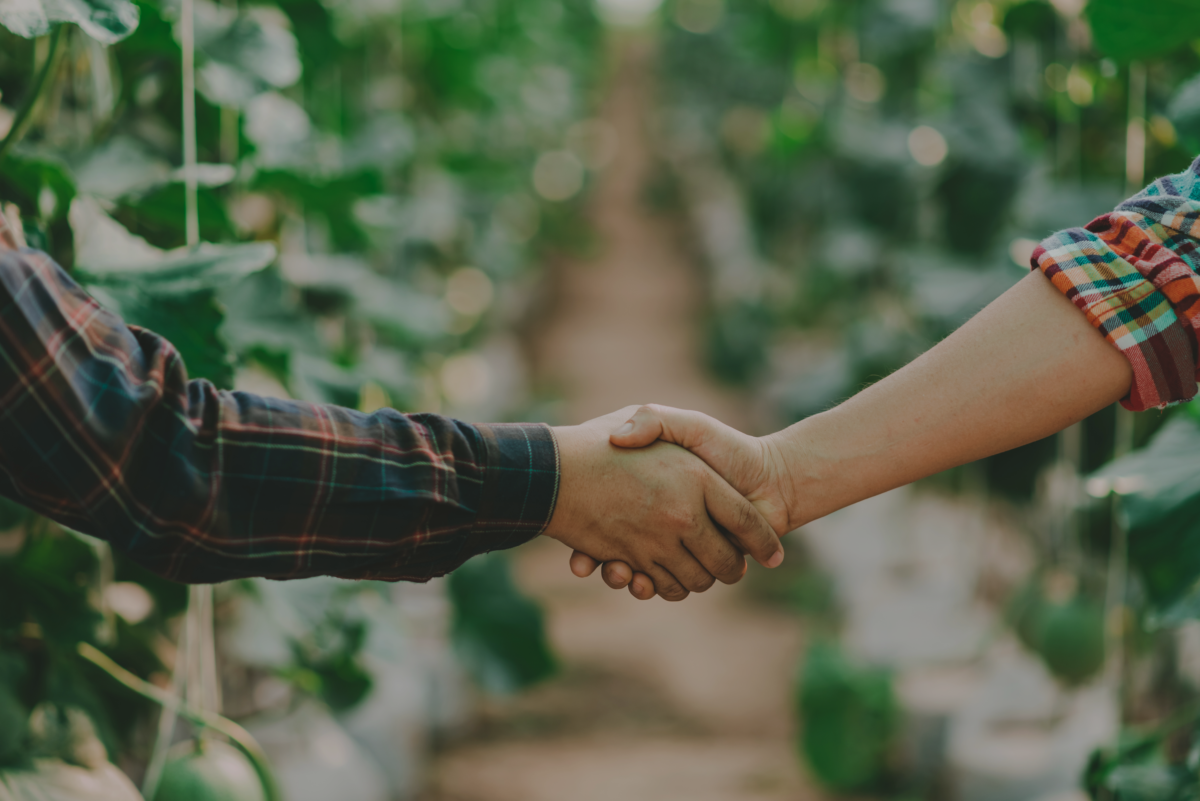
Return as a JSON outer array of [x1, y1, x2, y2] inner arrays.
[[0, 215, 559, 584], [1032, 157, 1200, 411]]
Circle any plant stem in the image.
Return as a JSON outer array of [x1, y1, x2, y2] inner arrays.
[[0, 26, 66, 166], [78, 642, 283, 801]]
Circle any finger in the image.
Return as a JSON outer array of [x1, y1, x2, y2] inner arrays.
[[629, 572, 656, 600], [570, 550, 601, 577], [646, 563, 691, 602], [684, 518, 748, 585], [601, 561, 634, 589], [659, 548, 717, 595], [703, 468, 785, 568]]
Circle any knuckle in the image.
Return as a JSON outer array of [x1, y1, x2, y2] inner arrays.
[[692, 573, 716, 592], [737, 503, 767, 546], [713, 551, 745, 582], [661, 508, 698, 533]]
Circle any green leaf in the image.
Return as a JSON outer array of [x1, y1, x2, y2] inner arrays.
[[285, 618, 373, 711], [447, 553, 557, 693], [1089, 416, 1200, 612], [1003, 1, 1056, 39], [274, 0, 344, 71], [0, 151, 75, 222], [113, 183, 236, 249], [796, 641, 896, 793], [278, 253, 447, 344], [1086, 0, 1200, 64], [194, 1, 302, 108], [1169, 73, 1200, 156], [0, 0, 139, 44], [77, 241, 277, 296], [1106, 764, 1197, 801], [71, 137, 235, 201], [100, 288, 237, 388], [0, 530, 103, 649], [0, 498, 30, 532], [1084, 731, 1167, 801], [71, 201, 267, 389], [0, 682, 29, 767]]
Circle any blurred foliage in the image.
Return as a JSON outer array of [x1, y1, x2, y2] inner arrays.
[[1091, 416, 1200, 620], [152, 739, 267, 801], [1085, 719, 1200, 801], [796, 640, 896, 793], [0, 0, 600, 773], [448, 552, 557, 693], [652, 0, 1200, 796], [1006, 571, 1107, 686]]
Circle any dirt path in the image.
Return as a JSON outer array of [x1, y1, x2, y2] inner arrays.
[[426, 38, 816, 801]]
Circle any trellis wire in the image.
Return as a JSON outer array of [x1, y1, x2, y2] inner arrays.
[[181, 0, 200, 247], [1103, 59, 1146, 731], [1125, 62, 1147, 194], [141, 3, 217, 793]]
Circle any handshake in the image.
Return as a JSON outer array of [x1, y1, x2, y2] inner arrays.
[[539, 270, 1138, 601], [544, 404, 804, 603]]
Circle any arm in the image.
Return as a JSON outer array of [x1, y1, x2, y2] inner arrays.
[[0, 223, 781, 591], [0, 242, 554, 583], [760, 268, 1131, 530], [589, 157, 1200, 597], [581, 269, 1132, 596]]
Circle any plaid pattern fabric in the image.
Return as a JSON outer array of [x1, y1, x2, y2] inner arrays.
[[1032, 157, 1200, 411], [0, 213, 559, 583]]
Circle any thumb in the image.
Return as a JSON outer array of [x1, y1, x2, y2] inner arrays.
[[608, 404, 667, 448], [610, 404, 726, 451], [611, 404, 758, 492]]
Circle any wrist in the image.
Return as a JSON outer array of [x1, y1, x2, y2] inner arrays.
[[543, 424, 583, 543], [762, 412, 846, 530]]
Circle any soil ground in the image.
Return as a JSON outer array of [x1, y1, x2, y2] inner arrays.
[[424, 38, 822, 801]]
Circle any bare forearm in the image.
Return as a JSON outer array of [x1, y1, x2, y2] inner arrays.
[[770, 270, 1133, 529]]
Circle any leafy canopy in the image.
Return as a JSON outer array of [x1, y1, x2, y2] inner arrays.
[[0, 0, 139, 43], [1087, 0, 1200, 64]]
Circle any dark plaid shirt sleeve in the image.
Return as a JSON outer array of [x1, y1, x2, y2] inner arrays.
[[0, 216, 559, 583]]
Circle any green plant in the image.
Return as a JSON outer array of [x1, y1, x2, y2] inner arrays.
[[153, 740, 267, 801], [796, 640, 896, 793], [0, 0, 601, 778], [448, 552, 558, 694]]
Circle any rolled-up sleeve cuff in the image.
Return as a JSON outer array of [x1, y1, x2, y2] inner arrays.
[[470, 422, 560, 551], [1032, 213, 1199, 412]]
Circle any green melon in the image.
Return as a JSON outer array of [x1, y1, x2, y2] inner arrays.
[[153, 739, 266, 801], [1035, 599, 1106, 686]]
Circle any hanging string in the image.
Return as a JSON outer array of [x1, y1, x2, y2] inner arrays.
[[194, 584, 221, 715], [1104, 409, 1133, 698], [142, 4, 215, 793], [219, 0, 238, 163], [1125, 62, 1147, 194], [1104, 60, 1147, 735], [181, 0, 200, 247], [141, 631, 186, 798], [180, 0, 219, 723]]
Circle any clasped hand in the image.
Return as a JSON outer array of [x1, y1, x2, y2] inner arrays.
[[546, 405, 792, 602]]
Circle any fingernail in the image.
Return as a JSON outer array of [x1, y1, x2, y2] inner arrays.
[[766, 549, 784, 568], [614, 421, 634, 436]]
